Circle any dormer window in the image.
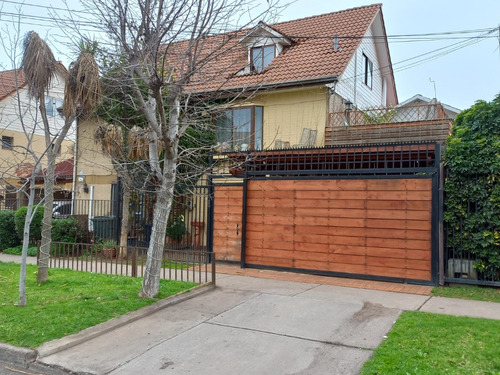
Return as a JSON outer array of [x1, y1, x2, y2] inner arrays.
[[251, 45, 275, 73], [237, 21, 292, 76]]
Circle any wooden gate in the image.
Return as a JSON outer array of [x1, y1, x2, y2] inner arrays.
[[244, 178, 433, 281]]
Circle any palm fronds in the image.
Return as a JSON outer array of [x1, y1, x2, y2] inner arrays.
[[21, 31, 57, 100], [127, 126, 163, 161], [94, 124, 124, 159], [64, 52, 101, 118]]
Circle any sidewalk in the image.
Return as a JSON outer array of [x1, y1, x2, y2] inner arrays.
[[2, 253, 500, 375]]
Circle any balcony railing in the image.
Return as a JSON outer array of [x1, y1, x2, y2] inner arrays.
[[329, 103, 449, 127]]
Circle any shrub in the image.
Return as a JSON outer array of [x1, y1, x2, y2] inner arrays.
[[3, 244, 38, 257], [51, 217, 83, 243], [444, 95, 500, 278], [14, 206, 44, 243], [0, 210, 20, 250], [166, 216, 187, 242]]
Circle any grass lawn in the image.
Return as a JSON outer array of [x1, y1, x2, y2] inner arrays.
[[361, 311, 500, 375], [0, 261, 197, 348], [432, 285, 500, 303]]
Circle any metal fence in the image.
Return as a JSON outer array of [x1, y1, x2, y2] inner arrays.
[[213, 142, 439, 178], [44, 242, 215, 285]]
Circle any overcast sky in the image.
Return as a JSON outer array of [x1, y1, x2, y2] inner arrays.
[[1, 0, 499, 110]]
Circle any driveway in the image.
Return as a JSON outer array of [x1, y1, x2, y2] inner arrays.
[[38, 273, 430, 375]]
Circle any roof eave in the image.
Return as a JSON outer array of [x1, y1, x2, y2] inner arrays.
[[192, 76, 339, 96]]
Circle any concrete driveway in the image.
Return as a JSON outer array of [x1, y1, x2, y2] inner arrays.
[[38, 273, 430, 375]]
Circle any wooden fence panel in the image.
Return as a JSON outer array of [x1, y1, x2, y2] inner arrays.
[[244, 178, 433, 281], [213, 185, 243, 262]]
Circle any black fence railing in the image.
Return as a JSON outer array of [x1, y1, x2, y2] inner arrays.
[[444, 174, 500, 286], [3, 183, 210, 250], [213, 142, 439, 178], [45, 242, 215, 285]]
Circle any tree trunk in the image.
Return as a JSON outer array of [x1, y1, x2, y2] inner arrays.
[[138, 163, 175, 298], [37, 150, 56, 283], [19, 171, 38, 306], [119, 185, 130, 258]]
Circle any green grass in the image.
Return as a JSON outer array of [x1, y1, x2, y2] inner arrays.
[[361, 311, 500, 375], [2, 245, 37, 257], [0, 261, 197, 348], [432, 285, 500, 303]]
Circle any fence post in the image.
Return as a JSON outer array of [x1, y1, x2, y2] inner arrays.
[[211, 253, 216, 285], [132, 247, 137, 277]]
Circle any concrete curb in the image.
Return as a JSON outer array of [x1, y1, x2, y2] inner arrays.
[[37, 283, 215, 359], [0, 342, 37, 367]]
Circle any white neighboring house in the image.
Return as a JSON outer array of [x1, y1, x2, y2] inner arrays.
[[396, 94, 461, 121], [0, 65, 76, 209]]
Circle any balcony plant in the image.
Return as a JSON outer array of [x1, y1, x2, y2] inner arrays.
[[101, 238, 117, 259]]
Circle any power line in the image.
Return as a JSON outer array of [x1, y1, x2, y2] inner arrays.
[[0, 0, 92, 14]]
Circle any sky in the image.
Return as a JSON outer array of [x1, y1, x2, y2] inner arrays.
[[1, 0, 499, 110]]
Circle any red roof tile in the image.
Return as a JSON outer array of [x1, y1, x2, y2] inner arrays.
[[0, 63, 66, 102], [186, 4, 382, 93], [0, 69, 27, 102]]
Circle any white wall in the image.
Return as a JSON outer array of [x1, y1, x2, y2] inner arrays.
[[0, 71, 76, 141], [335, 20, 393, 110]]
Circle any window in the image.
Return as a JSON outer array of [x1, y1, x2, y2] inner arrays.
[[1, 136, 13, 149], [215, 107, 263, 151], [251, 45, 275, 73], [363, 54, 373, 88], [45, 96, 64, 118]]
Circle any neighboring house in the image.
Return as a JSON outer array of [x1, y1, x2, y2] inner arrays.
[[396, 94, 461, 120], [0, 66, 75, 210]]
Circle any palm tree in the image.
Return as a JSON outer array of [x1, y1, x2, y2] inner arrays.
[[22, 32, 100, 286]]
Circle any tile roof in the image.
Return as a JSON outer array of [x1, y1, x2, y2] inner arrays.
[[0, 69, 27, 102], [17, 158, 74, 182], [187, 4, 382, 93]]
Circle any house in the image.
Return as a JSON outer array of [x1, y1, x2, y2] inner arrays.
[[191, 4, 398, 150], [0, 66, 75, 210], [72, 5, 448, 285]]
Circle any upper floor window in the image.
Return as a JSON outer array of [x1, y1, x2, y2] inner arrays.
[[251, 45, 275, 73], [45, 96, 64, 118], [215, 106, 263, 151], [363, 54, 373, 89], [1, 136, 13, 150]]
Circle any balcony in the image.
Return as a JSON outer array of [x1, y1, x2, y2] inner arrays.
[[326, 103, 453, 146]]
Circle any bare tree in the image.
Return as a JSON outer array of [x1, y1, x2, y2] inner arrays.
[[78, 0, 278, 297]]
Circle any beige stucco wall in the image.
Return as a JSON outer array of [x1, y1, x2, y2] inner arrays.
[[245, 86, 328, 149], [75, 116, 117, 201], [0, 129, 74, 192]]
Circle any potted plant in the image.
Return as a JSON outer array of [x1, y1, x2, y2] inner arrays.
[[101, 238, 117, 259]]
